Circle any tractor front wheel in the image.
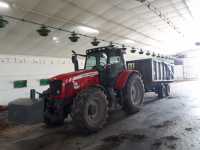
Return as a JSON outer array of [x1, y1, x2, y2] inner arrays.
[[123, 74, 144, 114], [43, 100, 65, 127], [71, 87, 108, 133]]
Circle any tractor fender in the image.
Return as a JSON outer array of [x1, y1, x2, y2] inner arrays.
[[89, 84, 107, 94], [115, 70, 140, 90], [77, 84, 107, 96]]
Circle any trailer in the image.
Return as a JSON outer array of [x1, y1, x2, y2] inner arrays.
[[127, 58, 174, 98]]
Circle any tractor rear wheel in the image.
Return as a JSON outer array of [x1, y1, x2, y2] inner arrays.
[[71, 87, 108, 133], [123, 74, 144, 114]]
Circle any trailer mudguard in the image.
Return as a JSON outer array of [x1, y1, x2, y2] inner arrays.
[[115, 70, 139, 90]]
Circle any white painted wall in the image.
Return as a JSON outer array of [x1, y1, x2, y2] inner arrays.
[[0, 54, 84, 105], [174, 65, 184, 80], [174, 58, 200, 80]]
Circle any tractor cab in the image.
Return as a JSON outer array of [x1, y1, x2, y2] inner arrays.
[[84, 46, 126, 87]]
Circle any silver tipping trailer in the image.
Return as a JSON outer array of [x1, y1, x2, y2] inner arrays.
[[127, 58, 174, 98]]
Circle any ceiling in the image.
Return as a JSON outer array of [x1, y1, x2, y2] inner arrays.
[[0, 0, 199, 57]]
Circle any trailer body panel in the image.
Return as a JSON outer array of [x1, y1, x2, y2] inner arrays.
[[127, 58, 174, 93]]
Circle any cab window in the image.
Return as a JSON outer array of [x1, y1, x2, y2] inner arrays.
[[99, 53, 107, 67], [85, 55, 96, 70], [110, 56, 121, 64]]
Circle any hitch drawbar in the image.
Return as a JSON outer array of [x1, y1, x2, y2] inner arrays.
[[8, 89, 44, 124]]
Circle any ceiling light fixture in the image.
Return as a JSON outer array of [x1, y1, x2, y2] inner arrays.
[[37, 25, 51, 37], [69, 31, 80, 42], [91, 37, 100, 46], [122, 44, 126, 51], [109, 41, 114, 47], [146, 50, 150, 56], [139, 49, 144, 54], [0, 16, 8, 28], [131, 47, 137, 53], [0, 14, 166, 58], [152, 52, 156, 57], [0, 1, 10, 9]]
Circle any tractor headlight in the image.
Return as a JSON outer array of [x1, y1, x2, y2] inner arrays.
[[56, 89, 60, 95]]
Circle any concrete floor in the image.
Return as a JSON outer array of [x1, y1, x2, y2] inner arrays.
[[1, 81, 200, 150]]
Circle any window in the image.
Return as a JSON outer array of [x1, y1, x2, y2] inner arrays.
[[99, 53, 107, 66], [127, 62, 135, 70], [85, 55, 97, 70], [110, 56, 121, 64]]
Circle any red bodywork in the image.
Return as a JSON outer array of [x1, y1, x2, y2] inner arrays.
[[49, 69, 138, 104], [49, 70, 100, 103]]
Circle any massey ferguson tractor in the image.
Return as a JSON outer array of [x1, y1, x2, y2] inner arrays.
[[43, 46, 144, 132]]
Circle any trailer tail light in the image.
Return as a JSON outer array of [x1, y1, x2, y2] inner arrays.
[[49, 80, 62, 96]]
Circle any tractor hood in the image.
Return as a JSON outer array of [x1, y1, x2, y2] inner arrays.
[[50, 70, 99, 83]]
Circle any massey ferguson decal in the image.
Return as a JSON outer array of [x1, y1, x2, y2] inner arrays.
[[72, 71, 98, 81]]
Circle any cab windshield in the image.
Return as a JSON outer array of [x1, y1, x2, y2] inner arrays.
[[85, 55, 97, 70], [85, 52, 107, 70]]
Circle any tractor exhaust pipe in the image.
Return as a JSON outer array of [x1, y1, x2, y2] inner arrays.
[[30, 89, 36, 101], [72, 50, 79, 71]]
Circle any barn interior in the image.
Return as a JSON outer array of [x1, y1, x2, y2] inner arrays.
[[0, 0, 200, 150]]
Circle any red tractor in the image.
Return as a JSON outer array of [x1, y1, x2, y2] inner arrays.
[[43, 46, 144, 132]]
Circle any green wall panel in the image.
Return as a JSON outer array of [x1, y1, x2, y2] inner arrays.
[[40, 79, 49, 86], [14, 80, 27, 88]]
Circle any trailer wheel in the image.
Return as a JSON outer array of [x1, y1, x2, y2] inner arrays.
[[123, 74, 144, 114], [158, 84, 166, 98], [165, 84, 170, 96], [71, 87, 108, 133]]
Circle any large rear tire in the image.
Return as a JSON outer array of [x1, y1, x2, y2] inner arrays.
[[71, 87, 108, 133], [123, 74, 144, 114]]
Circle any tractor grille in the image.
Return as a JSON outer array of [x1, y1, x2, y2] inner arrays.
[[49, 80, 62, 96]]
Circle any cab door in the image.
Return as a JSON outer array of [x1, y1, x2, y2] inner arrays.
[[106, 52, 125, 87]]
